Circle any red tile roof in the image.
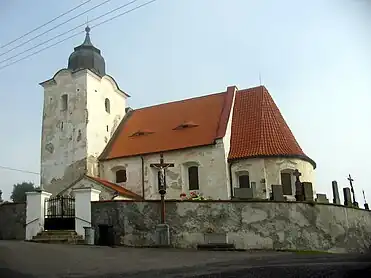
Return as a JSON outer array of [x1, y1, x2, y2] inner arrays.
[[99, 85, 314, 168], [86, 176, 142, 199], [100, 87, 235, 160], [228, 86, 315, 168]]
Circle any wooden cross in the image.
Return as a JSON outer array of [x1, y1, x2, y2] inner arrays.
[[293, 169, 301, 182]]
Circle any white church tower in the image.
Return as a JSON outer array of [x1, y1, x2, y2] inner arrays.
[[39, 27, 129, 195]]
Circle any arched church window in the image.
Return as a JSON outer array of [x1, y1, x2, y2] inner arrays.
[[61, 94, 68, 111], [238, 174, 250, 188], [105, 98, 110, 114], [188, 166, 199, 190], [115, 169, 127, 183]]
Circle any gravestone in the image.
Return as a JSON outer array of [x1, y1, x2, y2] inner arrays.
[[343, 187, 352, 207], [234, 182, 257, 199], [271, 184, 284, 201], [302, 182, 314, 201], [332, 181, 341, 204], [316, 193, 329, 203]]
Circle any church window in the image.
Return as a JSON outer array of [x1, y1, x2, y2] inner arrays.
[[105, 98, 110, 114], [61, 94, 68, 110], [106, 125, 109, 132], [281, 171, 293, 195], [115, 169, 127, 183], [60, 122, 64, 130], [238, 174, 250, 188], [188, 166, 199, 190]]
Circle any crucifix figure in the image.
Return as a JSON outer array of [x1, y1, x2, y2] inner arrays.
[[293, 169, 304, 201], [347, 174, 358, 207], [150, 154, 174, 223]]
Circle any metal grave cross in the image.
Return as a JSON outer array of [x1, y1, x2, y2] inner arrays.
[[150, 154, 174, 195], [293, 169, 304, 201], [347, 174, 357, 205]]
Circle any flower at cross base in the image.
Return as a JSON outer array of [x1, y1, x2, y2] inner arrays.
[[180, 192, 187, 200]]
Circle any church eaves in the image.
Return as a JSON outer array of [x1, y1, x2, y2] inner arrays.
[[228, 86, 316, 168]]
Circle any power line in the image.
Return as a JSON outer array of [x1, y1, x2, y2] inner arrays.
[[1, 0, 92, 49], [0, 0, 113, 58], [0, 0, 140, 65], [0, 165, 39, 175], [0, 0, 158, 72]]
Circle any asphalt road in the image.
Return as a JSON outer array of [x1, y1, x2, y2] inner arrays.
[[0, 241, 370, 277]]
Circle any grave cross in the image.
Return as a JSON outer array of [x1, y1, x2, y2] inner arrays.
[[347, 174, 357, 206], [363, 190, 367, 204], [293, 169, 302, 182], [363, 190, 369, 210], [293, 169, 304, 201], [150, 154, 174, 224]]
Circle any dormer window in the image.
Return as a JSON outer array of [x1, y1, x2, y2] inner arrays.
[[130, 129, 154, 137], [173, 121, 198, 130]]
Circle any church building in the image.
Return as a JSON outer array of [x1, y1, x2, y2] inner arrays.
[[39, 27, 316, 201]]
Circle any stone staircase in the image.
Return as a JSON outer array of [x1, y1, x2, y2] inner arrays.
[[31, 230, 85, 245]]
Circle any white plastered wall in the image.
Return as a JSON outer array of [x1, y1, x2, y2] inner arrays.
[[40, 69, 88, 194], [40, 69, 127, 195], [231, 157, 316, 199], [86, 72, 127, 177], [100, 143, 230, 200]]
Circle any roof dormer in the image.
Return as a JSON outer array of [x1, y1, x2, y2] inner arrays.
[[173, 121, 199, 130], [129, 129, 154, 137]]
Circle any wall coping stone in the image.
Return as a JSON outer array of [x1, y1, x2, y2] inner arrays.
[[91, 199, 371, 212]]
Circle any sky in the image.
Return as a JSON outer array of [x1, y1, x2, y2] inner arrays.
[[0, 0, 370, 204]]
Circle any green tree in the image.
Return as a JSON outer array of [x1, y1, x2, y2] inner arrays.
[[10, 182, 36, 203]]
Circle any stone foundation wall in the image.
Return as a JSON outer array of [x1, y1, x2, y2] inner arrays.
[[91, 200, 371, 253], [0, 203, 26, 240]]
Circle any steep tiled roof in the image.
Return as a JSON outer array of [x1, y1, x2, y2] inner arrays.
[[100, 87, 235, 160], [228, 86, 315, 168], [86, 176, 142, 199]]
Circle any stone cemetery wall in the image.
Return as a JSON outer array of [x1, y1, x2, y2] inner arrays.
[[91, 200, 371, 253], [0, 202, 26, 240]]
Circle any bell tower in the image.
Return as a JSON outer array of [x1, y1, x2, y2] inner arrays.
[[39, 27, 129, 195]]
